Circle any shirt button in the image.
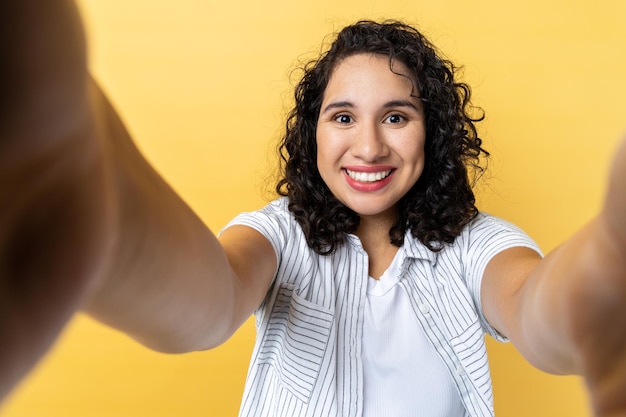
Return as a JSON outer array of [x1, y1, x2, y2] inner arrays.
[[456, 364, 465, 376], [419, 303, 430, 314]]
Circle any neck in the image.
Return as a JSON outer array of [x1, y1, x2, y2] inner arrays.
[[355, 214, 400, 279]]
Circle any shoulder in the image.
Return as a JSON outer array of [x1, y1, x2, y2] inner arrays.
[[451, 213, 543, 287], [221, 197, 293, 232], [460, 213, 542, 254], [404, 213, 541, 259], [467, 212, 524, 233], [220, 197, 306, 257]]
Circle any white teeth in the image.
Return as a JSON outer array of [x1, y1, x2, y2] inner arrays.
[[346, 169, 392, 183]]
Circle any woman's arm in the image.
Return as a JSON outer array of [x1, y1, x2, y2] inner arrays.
[[482, 136, 626, 416], [83, 82, 276, 353]]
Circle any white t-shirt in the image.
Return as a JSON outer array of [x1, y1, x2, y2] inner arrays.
[[363, 248, 466, 416]]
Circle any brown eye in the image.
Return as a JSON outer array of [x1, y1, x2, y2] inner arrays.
[[385, 114, 403, 124], [335, 114, 352, 124]]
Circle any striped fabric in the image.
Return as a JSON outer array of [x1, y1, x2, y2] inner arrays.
[[222, 198, 542, 417]]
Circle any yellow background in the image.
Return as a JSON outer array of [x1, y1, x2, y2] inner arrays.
[[3, 0, 626, 416]]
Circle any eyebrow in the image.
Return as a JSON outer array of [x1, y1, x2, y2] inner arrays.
[[383, 100, 420, 111], [320, 101, 354, 114], [320, 99, 421, 115]]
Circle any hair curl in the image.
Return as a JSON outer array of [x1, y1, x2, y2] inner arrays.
[[276, 20, 488, 255]]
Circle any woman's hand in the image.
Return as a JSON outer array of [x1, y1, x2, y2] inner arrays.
[[0, 0, 116, 401], [574, 136, 626, 416]]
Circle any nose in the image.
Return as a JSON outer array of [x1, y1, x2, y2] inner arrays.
[[351, 122, 389, 162]]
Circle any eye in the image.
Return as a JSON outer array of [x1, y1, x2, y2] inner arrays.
[[385, 114, 404, 124], [334, 114, 353, 124]]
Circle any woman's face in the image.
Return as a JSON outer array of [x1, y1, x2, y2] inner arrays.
[[316, 53, 426, 222]]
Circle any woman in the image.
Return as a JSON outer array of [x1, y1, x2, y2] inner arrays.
[[223, 21, 539, 416], [2, 5, 625, 417]]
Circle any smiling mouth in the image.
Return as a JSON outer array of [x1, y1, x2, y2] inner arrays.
[[345, 169, 393, 183]]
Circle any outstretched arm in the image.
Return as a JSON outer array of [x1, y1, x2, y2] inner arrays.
[[84, 79, 276, 353], [0, 0, 275, 402], [482, 136, 626, 416]]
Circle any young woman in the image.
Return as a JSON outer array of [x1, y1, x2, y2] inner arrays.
[[2, 4, 625, 416], [221, 22, 539, 416]]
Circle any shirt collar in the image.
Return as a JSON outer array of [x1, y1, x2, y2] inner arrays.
[[345, 230, 439, 264], [402, 230, 439, 265]]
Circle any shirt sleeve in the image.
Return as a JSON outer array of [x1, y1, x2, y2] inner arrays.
[[219, 197, 294, 264], [463, 214, 543, 342], [218, 198, 293, 312]]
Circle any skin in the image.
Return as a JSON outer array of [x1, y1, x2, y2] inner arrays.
[[1, 3, 625, 415]]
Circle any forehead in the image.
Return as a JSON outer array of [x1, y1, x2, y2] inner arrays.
[[324, 53, 417, 100]]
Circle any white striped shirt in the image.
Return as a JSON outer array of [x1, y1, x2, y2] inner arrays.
[[222, 198, 542, 417]]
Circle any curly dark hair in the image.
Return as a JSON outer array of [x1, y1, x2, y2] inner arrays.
[[276, 19, 488, 255]]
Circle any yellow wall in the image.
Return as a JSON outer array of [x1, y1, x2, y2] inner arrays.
[[3, 0, 625, 416]]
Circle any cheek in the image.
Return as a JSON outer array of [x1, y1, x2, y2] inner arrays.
[[315, 136, 344, 189], [315, 130, 339, 165], [316, 147, 334, 183], [315, 136, 330, 177], [398, 134, 426, 161], [402, 137, 427, 178]]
